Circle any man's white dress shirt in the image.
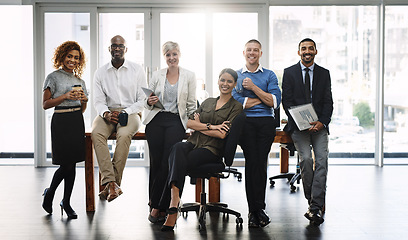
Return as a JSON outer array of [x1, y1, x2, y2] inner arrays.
[[93, 59, 147, 116]]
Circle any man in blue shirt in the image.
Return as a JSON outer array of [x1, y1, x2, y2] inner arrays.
[[232, 39, 281, 228]]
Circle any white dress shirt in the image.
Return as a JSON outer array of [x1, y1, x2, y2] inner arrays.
[[300, 62, 315, 89], [93, 59, 147, 116]]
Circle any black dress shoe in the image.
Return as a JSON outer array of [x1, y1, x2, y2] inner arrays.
[[304, 209, 324, 225], [248, 212, 260, 228], [257, 209, 271, 227]]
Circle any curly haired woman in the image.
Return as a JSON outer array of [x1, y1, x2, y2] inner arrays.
[[41, 41, 88, 219]]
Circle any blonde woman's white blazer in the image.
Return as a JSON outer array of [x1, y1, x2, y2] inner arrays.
[[143, 67, 197, 130]]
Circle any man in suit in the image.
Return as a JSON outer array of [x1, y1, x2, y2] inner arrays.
[[232, 39, 281, 228], [282, 38, 333, 225]]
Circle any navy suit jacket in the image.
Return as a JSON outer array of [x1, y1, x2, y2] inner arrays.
[[282, 62, 333, 134]]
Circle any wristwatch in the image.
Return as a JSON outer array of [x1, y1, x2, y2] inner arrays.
[[206, 123, 211, 130], [103, 111, 111, 120]]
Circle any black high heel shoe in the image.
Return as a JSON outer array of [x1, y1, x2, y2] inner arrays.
[[160, 206, 179, 231], [42, 188, 53, 214], [60, 201, 78, 219]]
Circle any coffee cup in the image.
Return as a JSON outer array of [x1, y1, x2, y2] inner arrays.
[[72, 85, 82, 91], [72, 85, 83, 99]]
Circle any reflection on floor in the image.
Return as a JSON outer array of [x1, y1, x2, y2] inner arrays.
[[1, 164, 408, 239]]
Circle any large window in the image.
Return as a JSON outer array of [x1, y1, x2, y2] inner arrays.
[[212, 12, 258, 97], [0, 5, 33, 163], [99, 13, 145, 67], [270, 6, 378, 162], [160, 12, 206, 102], [2, 2, 408, 166], [384, 6, 408, 163]]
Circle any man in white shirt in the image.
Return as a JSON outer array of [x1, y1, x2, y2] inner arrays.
[[91, 35, 147, 202]]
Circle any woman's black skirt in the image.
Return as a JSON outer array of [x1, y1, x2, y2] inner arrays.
[[51, 107, 85, 165]]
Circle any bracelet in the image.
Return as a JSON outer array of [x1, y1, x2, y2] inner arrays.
[[206, 123, 211, 130]]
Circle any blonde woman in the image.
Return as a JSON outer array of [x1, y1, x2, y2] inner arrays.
[[144, 41, 197, 223]]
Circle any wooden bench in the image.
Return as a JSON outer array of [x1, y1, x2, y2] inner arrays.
[[84, 130, 292, 212]]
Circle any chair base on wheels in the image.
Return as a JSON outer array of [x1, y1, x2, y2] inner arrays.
[[269, 161, 301, 192], [180, 177, 243, 231], [269, 169, 302, 192], [223, 167, 242, 181], [288, 172, 301, 191], [181, 202, 243, 231], [269, 172, 295, 186]]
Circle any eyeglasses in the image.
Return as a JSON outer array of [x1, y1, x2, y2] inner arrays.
[[110, 44, 126, 50]]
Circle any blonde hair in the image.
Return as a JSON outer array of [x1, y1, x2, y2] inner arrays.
[[162, 41, 180, 55]]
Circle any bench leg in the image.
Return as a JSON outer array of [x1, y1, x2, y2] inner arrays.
[[208, 177, 220, 203], [195, 177, 221, 203], [85, 135, 95, 212], [280, 147, 289, 173]]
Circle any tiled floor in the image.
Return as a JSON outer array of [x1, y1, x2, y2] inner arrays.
[[1, 164, 408, 239]]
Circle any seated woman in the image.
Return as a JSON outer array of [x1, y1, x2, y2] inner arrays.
[[160, 68, 243, 231]]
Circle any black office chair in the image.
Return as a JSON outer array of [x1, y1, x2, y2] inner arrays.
[[180, 112, 246, 231], [269, 143, 301, 192]]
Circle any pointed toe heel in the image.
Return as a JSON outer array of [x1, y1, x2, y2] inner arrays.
[[60, 201, 78, 219], [160, 224, 175, 231], [160, 206, 179, 231], [42, 188, 53, 214]]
